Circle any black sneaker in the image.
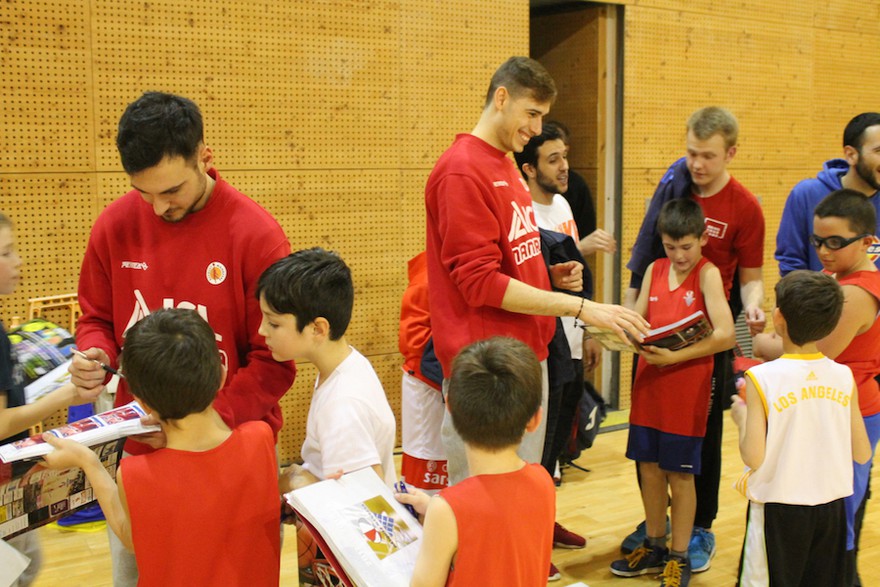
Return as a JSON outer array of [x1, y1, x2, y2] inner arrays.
[[610, 541, 668, 577]]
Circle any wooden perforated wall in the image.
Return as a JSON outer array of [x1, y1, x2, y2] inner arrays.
[[530, 5, 607, 389], [0, 0, 529, 463], [617, 0, 880, 407]]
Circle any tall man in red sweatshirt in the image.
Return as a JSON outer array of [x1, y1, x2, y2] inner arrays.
[[425, 57, 647, 489], [69, 92, 295, 586]]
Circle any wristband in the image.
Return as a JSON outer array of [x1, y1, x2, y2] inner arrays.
[[575, 297, 586, 320]]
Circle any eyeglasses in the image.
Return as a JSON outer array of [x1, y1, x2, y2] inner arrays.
[[809, 233, 871, 250]]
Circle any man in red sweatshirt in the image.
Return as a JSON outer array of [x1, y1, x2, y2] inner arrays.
[[70, 92, 295, 586], [424, 56, 646, 486]]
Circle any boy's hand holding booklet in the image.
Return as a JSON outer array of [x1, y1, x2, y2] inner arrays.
[[0, 402, 156, 540], [0, 401, 159, 464], [285, 468, 423, 587], [587, 310, 713, 353]]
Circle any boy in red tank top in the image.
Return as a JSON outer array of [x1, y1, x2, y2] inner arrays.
[[395, 337, 555, 587], [41, 309, 281, 587], [611, 199, 735, 587]]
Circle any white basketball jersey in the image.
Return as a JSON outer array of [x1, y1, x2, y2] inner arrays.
[[742, 353, 855, 505]]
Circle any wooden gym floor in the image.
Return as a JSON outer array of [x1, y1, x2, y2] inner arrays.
[[29, 415, 880, 586]]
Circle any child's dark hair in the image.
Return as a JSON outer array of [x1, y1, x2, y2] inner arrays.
[[116, 92, 204, 175], [658, 198, 705, 241], [775, 271, 844, 346], [447, 337, 542, 451], [814, 188, 877, 236], [256, 248, 354, 340], [121, 308, 222, 420]]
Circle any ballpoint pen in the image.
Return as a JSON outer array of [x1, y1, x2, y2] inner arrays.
[[72, 349, 125, 379]]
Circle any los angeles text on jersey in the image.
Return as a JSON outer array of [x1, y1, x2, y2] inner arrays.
[[771, 385, 851, 413], [508, 201, 541, 265]]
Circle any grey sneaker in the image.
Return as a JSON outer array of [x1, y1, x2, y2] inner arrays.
[[620, 518, 671, 554], [688, 527, 716, 573], [610, 542, 668, 577]]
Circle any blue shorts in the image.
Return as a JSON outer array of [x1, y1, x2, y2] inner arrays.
[[626, 424, 703, 475]]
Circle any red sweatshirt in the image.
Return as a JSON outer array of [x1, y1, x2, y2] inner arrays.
[[425, 134, 554, 377], [76, 168, 295, 454]]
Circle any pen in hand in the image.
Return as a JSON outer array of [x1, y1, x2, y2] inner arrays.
[[72, 349, 125, 379], [394, 479, 419, 518]]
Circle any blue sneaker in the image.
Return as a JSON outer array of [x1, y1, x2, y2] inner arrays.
[[620, 518, 671, 554], [610, 541, 668, 577], [688, 527, 716, 573]]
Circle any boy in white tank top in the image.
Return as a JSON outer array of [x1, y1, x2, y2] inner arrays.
[[731, 271, 871, 586]]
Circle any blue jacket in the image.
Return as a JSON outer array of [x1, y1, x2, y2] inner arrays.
[[626, 158, 693, 289], [775, 159, 880, 275]]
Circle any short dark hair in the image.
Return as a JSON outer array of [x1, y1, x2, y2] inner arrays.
[[447, 337, 542, 451], [121, 308, 222, 421], [775, 271, 843, 346], [658, 198, 705, 241], [549, 120, 571, 145], [687, 106, 738, 149], [256, 248, 354, 340], [116, 92, 205, 175], [513, 121, 566, 178], [484, 57, 557, 109], [814, 188, 877, 236], [843, 112, 880, 150]]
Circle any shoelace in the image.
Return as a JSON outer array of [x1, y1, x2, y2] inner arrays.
[[626, 547, 651, 568], [661, 559, 683, 587]]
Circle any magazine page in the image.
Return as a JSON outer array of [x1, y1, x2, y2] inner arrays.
[[585, 326, 640, 353], [0, 401, 159, 464], [24, 359, 73, 404], [0, 437, 125, 540], [286, 468, 422, 587]]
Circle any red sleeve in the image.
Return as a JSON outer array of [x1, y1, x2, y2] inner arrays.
[[213, 237, 295, 433], [398, 280, 432, 362], [433, 174, 511, 308], [76, 217, 121, 372]]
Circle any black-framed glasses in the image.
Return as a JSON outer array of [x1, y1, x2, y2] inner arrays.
[[809, 233, 871, 251]]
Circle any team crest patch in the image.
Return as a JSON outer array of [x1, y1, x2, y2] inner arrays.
[[206, 261, 227, 285]]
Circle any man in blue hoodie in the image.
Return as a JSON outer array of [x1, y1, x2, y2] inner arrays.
[[775, 112, 880, 275]]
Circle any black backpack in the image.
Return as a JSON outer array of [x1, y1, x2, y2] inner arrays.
[[562, 380, 607, 464]]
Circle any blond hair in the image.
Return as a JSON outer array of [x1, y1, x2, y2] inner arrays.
[[687, 106, 738, 149]]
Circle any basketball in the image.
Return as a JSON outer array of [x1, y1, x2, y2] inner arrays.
[[296, 518, 318, 569]]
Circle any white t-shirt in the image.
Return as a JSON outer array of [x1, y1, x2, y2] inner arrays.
[[741, 353, 855, 505], [301, 347, 397, 487], [532, 194, 583, 360]]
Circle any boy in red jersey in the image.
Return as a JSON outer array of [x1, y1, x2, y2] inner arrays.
[[396, 337, 554, 587], [611, 199, 735, 587], [43, 309, 281, 587]]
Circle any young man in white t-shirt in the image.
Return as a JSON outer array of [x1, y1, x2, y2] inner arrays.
[[257, 248, 397, 490]]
